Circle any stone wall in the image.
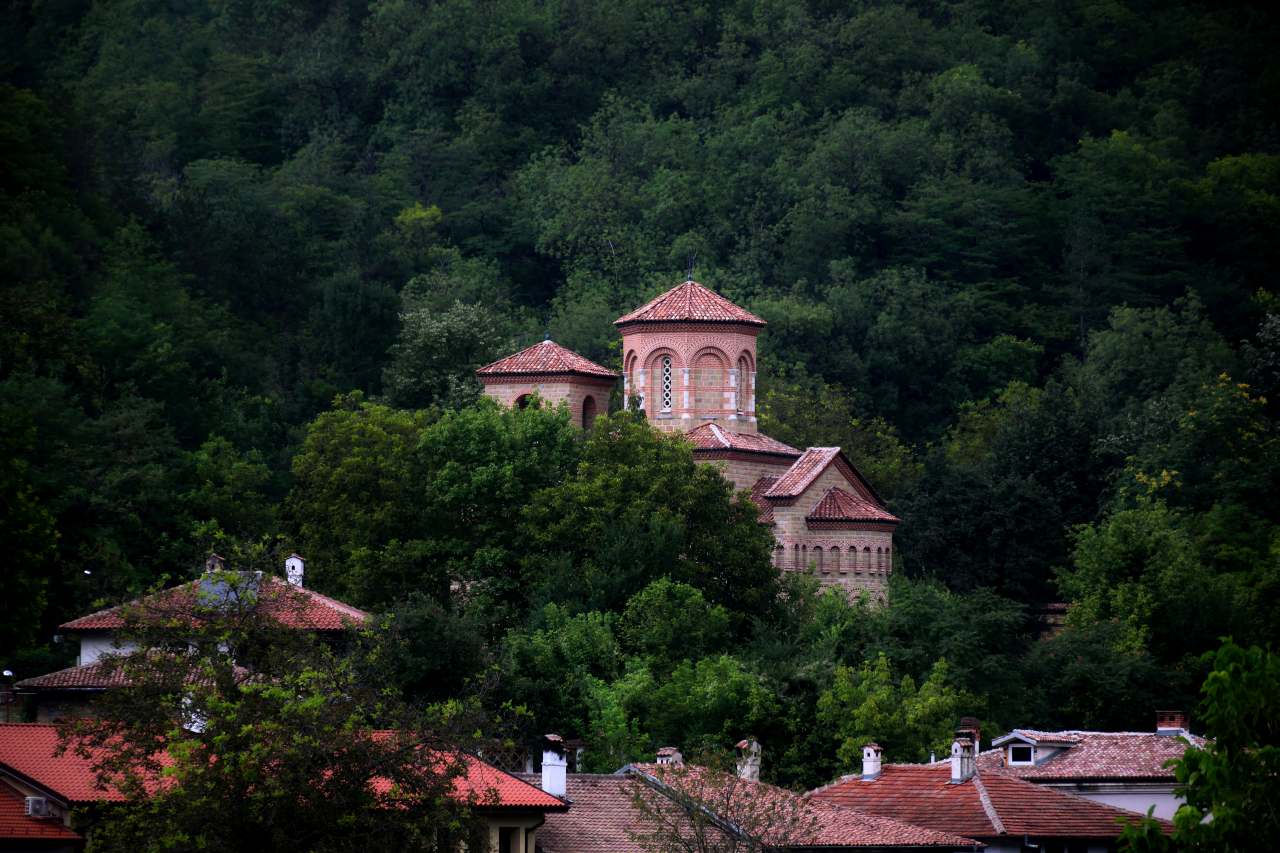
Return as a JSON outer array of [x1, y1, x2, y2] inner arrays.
[[481, 376, 617, 429]]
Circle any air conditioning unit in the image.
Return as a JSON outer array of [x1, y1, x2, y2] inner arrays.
[[25, 796, 50, 817]]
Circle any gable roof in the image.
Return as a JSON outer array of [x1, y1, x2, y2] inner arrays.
[[626, 764, 980, 849], [476, 340, 618, 379], [450, 756, 568, 811], [686, 423, 801, 458], [765, 448, 885, 507], [980, 731, 1208, 783], [0, 723, 122, 804], [614, 281, 766, 327], [14, 658, 254, 692], [0, 786, 83, 841], [60, 576, 369, 632], [809, 763, 1170, 840], [806, 487, 899, 524], [516, 773, 645, 852]]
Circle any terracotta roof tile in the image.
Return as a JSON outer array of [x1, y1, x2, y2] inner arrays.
[[744, 476, 780, 525], [15, 659, 253, 691], [626, 764, 979, 848], [809, 763, 1171, 839], [60, 577, 369, 632], [516, 773, 646, 852], [0, 723, 123, 803], [806, 487, 899, 524], [0, 787, 83, 841], [685, 424, 801, 457], [980, 731, 1208, 782], [765, 448, 842, 499], [615, 281, 766, 327], [476, 340, 618, 379], [450, 756, 568, 810]]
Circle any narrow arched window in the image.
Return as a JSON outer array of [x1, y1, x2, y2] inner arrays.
[[737, 356, 748, 413], [661, 357, 673, 410], [814, 547, 825, 575], [582, 395, 597, 430]]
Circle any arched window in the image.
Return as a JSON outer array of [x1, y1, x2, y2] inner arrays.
[[737, 356, 748, 413], [831, 547, 842, 574], [814, 547, 825, 575], [793, 544, 802, 570], [661, 356, 673, 411], [515, 394, 530, 411], [861, 546, 871, 575], [582, 395, 597, 430]]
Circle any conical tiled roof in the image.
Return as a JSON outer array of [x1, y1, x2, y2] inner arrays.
[[614, 281, 766, 327], [476, 340, 619, 379]]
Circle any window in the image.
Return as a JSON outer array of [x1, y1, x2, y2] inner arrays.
[[582, 395, 597, 430], [737, 356, 748, 412], [1009, 744, 1033, 765], [661, 357, 673, 410], [498, 827, 519, 853]]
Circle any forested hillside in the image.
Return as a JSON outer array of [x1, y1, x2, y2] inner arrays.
[[2, 0, 1278, 787]]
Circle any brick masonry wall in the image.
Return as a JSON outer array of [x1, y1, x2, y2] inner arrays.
[[710, 456, 798, 491], [620, 322, 761, 435], [767, 464, 895, 602], [481, 377, 616, 428]]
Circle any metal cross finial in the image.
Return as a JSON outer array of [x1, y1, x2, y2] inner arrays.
[[686, 250, 697, 282]]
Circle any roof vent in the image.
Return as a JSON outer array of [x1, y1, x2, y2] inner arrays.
[[735, 739, 761, 782], [285, 553, 306, 587], [205, 552, 226, 572], [25, 797, 49, 818], [861, 743, 883, 781], [950, 733, 975, 783], [541, 734, 567, 798], [1156, 710, 1189, 735], [656, 747, 683, 766]]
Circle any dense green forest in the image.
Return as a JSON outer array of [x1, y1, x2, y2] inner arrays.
[[2, 0, 1278, 787]]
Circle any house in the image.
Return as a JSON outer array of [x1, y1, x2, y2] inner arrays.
[[15, 555, 368, 722], [0, 781, 83, 853], [980, 711, 1207, 820], [476, 281, 900, 601], [808, 729, 1174, 853], [0, 723, 566, 853], [514, 739, 982, 852]]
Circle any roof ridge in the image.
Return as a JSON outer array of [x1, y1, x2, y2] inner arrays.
[[972, 773, 1006, 835], [707, 423, 731, 447]]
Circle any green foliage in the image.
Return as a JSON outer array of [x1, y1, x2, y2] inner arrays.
[[381, 301, 509, 410], [0, 405, 56, 649], [619, 578, 731, 679], [818, 654, 971, 767], [1120, 639, 1280, 853]]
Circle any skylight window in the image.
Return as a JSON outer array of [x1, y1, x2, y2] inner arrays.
[[1009, 744, 1033, 765]]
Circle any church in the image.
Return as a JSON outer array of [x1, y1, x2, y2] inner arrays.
[[476, 280, 897, 601]]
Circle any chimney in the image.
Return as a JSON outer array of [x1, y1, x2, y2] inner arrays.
[[950, 732, 975, 783], [735, 739, 761, 782], [656, 747, 683, 766], [1156, 710, 1189, 735], [958, 717, 981, 748], [861, 743, 882, 781], [205, 553, 226, 572], [541, 735, 567, 798], [285, 553, 306, 587]]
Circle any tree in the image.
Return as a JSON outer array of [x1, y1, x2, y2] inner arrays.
[[1120, 639, 1280, 853], [817, 653, 971, 767], [619, 578, 731, 679], [61, 567, 494, 852], [0, 405, 56, 653], [381, 300, 511, 411]]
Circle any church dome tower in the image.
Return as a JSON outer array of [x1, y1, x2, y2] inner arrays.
[[614, 280, 766, 436]]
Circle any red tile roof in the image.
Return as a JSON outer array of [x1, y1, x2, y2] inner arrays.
[[476, 340, 618, 379], [516, 773, 646, 852], [686, 424, 801, 457], [15, 658, 253, 691], [614, 281, 766, 327], [450, 755, 568, 810], [806, 487, 899, 524], [0, 724, 122, 803], [60, 576, 369, 632], [981, 731, 1208, 782], [0, 787, 83, 841], [629, 764, 980, 849], [766, 448, 885, 508], [744, 476, 780, 524], [809, 764, 1171, 839]]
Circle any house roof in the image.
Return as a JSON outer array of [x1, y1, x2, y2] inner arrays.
[[0, 724, 565, 813], [809, 764, 1170, 839], [627, 764, 981, 849], [515, 773, 646, 852], [60, 576, 369, 632], [0, 724, 123, 804], [614, 281, 766, 327], [476, 340, 618, 379], [685, 423, 801, 457], [15, 658, 253, 692], [980, 731, 1208, 782], [744, 476, 780, 524], [806, 487, 899, 524], [0, 786, 83, 841]]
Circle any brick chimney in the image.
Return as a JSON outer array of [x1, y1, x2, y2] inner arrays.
[[735, 739, 761, 782], [861, 743, 882, 781], [205, 552, 226, 572], [541, 734, 567, 798], [1156, 710, 1190, 735], [958, 716, 981, 749]]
